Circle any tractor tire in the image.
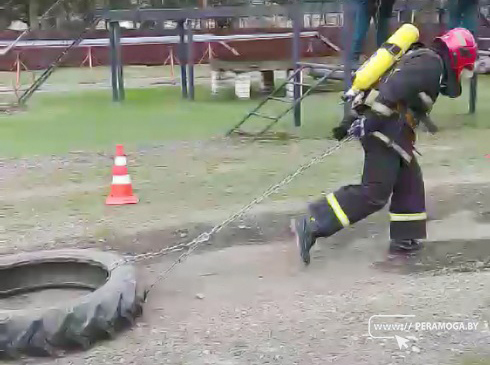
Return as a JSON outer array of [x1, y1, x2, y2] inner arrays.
[[0, 249, 144, 359]]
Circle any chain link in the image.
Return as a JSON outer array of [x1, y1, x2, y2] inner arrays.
[[108, 137, 353, 295]]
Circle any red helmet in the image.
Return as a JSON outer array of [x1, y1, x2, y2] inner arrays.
[[434, 28, 478, 80]]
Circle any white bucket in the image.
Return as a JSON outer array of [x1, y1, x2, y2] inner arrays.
[[211, 71, 226, 96], [235, 72, 251, 99]]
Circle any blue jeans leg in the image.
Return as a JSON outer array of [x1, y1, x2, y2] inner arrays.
[[350, 0, 371, 62], [448, 0, 461, 30], [376, 0, 395, 47], [461, 0, 478, 36]]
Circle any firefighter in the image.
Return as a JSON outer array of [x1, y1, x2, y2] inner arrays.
[[291, 27, 478, 265]]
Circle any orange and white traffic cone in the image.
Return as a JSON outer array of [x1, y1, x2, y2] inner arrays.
[[106, 144, 139, 205]]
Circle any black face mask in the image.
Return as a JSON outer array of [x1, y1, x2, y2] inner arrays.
[[430, 40, 462, 98]]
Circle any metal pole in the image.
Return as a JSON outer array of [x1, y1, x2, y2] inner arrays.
[[109, 21, 120, 102], [437, 7, 445, 31], [186, 19, 195, 101], [469, 72, 477, 114], [178, 20, 188, 99], [114, 21, 125, 101], [292, 0, 302, 127], [469, 24, 478, 114], [342, 0, 355, 116]]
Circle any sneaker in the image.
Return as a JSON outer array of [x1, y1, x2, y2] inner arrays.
[[291, 217, 316, 265]]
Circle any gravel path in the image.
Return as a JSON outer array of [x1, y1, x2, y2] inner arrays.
[[5, 207, 488, 365], [1, 136, 490, 365], [25, 239, 490, 365]]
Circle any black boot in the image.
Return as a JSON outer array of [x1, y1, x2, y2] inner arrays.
[[389, 239, 424, 257], [373, 239, 425, 271], [291, 217, 317, 265], [291, 197, 345, 265]]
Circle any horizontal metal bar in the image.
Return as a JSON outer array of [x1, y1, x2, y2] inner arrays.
[[328, 73, 346, 81], [297, 61, 343, 70], [251, 112, 277, 120], [98, 5, 297, 21], [97, 2, 352, 21], [268, 97, 289, 103], [0, 31, 320, 49], [293, 82, 312, 87], [98, 1, 451, 22]]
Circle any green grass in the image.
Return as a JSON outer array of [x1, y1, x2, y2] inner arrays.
[[0, 74, 489, 157], [0, 87, 256, 157], [460, 356, 490, 365]]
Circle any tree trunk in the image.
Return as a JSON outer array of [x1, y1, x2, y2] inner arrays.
[[55, 7, 68, 30], [29, 0, 39, 30], [0, 11, 10, 31]]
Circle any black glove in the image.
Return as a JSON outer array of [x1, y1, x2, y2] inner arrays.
[[332, 125, 349, 141], [410, 109, 439, 134], [332, 110, 357, 141]]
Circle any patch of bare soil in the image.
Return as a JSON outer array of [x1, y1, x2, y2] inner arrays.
[[2, 181, 489, 365], [59, 182, 490, 259], [1, 134, 490, 364], [27, 243, 490, 365]]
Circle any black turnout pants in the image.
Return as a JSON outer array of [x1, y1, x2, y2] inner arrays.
[[308, 135, 426, 241]]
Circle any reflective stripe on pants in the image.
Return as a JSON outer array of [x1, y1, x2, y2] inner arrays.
[[326, 193, 350, 227], [390, 212, 427, 222]]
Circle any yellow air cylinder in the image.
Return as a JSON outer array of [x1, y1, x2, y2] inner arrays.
[[345, 23, 420, 99]]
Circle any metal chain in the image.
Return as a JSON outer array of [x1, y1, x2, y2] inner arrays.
[[127, 136, 353, 297]]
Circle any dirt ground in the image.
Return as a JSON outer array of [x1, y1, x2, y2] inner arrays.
[[12, 186, 490, 365], [0, 131, 490, 364]]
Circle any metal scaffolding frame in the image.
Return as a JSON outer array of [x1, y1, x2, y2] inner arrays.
[[99, 1, 479, 121], [99, 3, 324, 105]]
